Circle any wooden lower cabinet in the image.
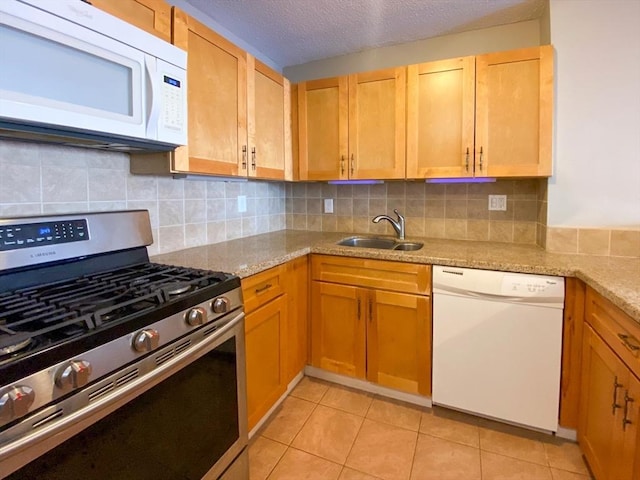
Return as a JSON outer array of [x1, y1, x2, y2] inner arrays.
[[578, 287, 640, 480], [283, 256, 309, 384], [311, 255, 432, 396]]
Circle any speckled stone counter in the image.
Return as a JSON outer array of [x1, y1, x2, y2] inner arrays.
[[151, 230, 640, 323]]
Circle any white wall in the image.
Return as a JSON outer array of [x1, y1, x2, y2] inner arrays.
[[548, 0, 640, 227], [284, 20, 541, 82]]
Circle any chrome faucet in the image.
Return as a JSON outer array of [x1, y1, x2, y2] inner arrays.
[[372, 209, 406, 240]]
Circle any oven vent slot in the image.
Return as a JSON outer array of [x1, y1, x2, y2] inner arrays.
[[203, 324, 221, 337], [89, 383, 115, 402], [115, 369, 139, 387], [32, 409, 63, 429], [156, 339, 191, 366]]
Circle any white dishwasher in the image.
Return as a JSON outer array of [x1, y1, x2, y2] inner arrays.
[[432, 265, 565, 432]]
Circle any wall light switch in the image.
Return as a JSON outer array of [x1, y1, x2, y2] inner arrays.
[[324, 198, 334, 214], [488, 194, 507, 211], [238, 195, 247, 213]]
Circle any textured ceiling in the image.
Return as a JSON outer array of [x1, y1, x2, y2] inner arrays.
[[183, 0, 547, 68]]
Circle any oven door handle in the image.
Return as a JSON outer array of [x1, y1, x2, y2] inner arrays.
[[0, 311, 245, 473]]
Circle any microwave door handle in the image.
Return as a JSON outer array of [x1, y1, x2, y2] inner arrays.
[[144, 55, 161, 138]]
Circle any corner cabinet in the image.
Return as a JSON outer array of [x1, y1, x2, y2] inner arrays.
[[131, 8, 290, 180], [578, 287, 640, 480], [298, 68, 406, 181], [406, 45, 553, 179], [90, 0, 171, 41], [310, 255, 431, 396]]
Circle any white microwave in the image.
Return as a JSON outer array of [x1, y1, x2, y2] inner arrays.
[[0, 0, 187, 151]]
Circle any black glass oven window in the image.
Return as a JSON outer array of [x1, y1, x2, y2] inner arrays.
[[8, 337, 239, 480]]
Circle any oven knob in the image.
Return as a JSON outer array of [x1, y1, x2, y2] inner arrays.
[[55, 360, 92, 391], [185, 307, 207, 326], [0, 385, 35, 422], [133, 329, 160, 353], [212, 297, 230, 314]]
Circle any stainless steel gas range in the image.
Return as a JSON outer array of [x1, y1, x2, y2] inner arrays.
[[0, 210, 248, 479]]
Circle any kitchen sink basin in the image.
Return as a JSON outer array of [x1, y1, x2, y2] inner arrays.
[[336, 236, 423, 251]]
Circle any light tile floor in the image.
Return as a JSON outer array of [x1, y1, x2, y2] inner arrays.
[[248, 377, 594, 480]]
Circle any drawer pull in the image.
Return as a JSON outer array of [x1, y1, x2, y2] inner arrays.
[[623, 391, 634, 431], [618, 333, 640, 354], [613, 376, 623, 414], [255, 283, 273, 294]]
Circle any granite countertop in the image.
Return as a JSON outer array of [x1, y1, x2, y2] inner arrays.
[[151, 230, 640, 324]]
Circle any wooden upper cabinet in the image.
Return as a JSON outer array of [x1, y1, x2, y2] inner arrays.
[[348, 68, 406, 179], [298, 77, 348, 180], [90, 0, 171, 41], [248, 57, 288, 180], [406, 45, 553, 179], [475, 45, 553, 177], [171, 8, 247, 176], [406, 56, 475, 179], [298, 67, 406, 181]]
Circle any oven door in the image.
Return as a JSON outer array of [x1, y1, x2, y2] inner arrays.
[[1, 312, 247, 480]]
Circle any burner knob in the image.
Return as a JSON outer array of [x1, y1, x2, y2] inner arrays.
[[55, 360, 92, 391], [133, 329, 160, 353], [212, 297, 230, 314], [0, 385, 35, 422], [185, 307, 207, 326]]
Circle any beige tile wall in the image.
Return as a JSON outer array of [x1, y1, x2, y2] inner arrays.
[[546, 226, 640, 257], [285, 179, 543, 244], [0, 140, 286, 255]]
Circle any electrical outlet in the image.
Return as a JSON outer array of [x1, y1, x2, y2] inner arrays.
[[323, 198, 334, 214], [488, 195, 507, 211], [238, 195, 247, 213]]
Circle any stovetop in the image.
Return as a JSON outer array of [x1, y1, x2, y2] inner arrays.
[[0, 262, 240, 383]]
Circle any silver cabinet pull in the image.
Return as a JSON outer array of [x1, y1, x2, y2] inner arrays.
[[479, 146, 484, 171], [242, 145, 247, 169], [613, 376, 623, 414], [255, 283, 272, 294], [341, 155, 345, 175], [251, 147, 256, 170], [465, 147, 470, 172], [618, 333, 640, 354], [350, 154, 355, 176], [623, 390, 634, 431]]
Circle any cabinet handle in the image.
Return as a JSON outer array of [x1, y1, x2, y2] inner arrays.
[[478, 146, 484, 171], [350, 154, 355, 176], [340, 155, 345, 175], [465, 147, 470, 172], [623, 390, 634, 431], [251, 147, 256, 170], [613, 376, 624, 414], [357, 298, 361, 320], [255, 283, 272, 294], [242, 145, 247, 169], [618, 333, 640, 355]]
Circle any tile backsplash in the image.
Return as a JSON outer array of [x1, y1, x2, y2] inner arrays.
[[286, 179, 544, 244], [0, 140, 286, 256]]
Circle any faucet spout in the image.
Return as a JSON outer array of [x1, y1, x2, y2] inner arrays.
[[372, 209, 405, 240]]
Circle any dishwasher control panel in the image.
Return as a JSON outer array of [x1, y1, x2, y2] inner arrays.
[[501, 274, 560, 296]]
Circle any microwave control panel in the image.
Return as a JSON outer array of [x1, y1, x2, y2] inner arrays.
[[0, 220, 89, 251], [161, 74, 185, 132]]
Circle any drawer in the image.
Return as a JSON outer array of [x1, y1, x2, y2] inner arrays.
[[311, 254, 431, 295], [586, 286, 640, 379], [241, 264, 285, 314]]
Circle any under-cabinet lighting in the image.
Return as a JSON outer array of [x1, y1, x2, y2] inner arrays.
[[425, 178, 496, 184], [327, 180, 385, 185], [174, 174, 248, 182]]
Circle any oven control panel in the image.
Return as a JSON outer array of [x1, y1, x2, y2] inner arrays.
[[0, 219, 89, 251]]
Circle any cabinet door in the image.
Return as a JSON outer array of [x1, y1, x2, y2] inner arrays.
[[367, 290, 431, 396], [284, 256, 309, 384], [475, 45, 553, 177], [245, 294, 287, 431], [310, 281, 366, 378], [172, 9, 247, 176], [248, 57, 287, 180], [579, 325, 629, 480], [90, 0, 171, 41], [406, 57, 475, 179], [617, 373, 640, 480], [349, 68, 406, 179], [298, 77, 348, 180]]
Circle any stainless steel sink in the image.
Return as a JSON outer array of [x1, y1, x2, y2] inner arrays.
[[337, 236, 423, 251]]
